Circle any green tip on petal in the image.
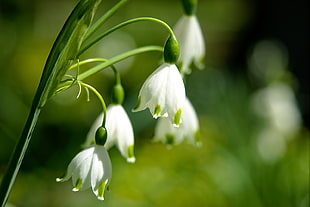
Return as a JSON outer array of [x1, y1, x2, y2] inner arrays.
[[196, 56, 205, 70], [97, 180, 108, 200], [56, 171, 67, 182], [153, 105, 161, 119], [166, 134, 175, 146], [72, 178, 83, 192], [56, 177, 63, 182], [194, 130, 202, 147], [127, 145, 136, 163], [173, 108, 182, 127], [133, 96, 141, 111]]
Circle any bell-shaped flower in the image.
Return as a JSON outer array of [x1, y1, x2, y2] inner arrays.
[[86, 104, 135, 163], [173, 15, 205, 74], [56, 144, 112, 200], [154, 97, 201, 147], [133, 63, 186, 126]]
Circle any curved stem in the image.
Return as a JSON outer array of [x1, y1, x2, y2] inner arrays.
[[83, 0, 128, 41], [110, 65, 121, 85], [55, 45, 162, 97], [68, 58, 108, 71], [79, 17, 174, 55], [78, 45, 163, 81], [79, 82, 107, 126]]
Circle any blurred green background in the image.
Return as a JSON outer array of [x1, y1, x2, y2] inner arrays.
[[0, 0, 309, 206]]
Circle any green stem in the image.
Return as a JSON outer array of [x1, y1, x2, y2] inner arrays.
[[68, 58, 107, 71], [83, 0, 128, 41], [78, 45, 163, 81], [56, 45, 162, 96], [79, 17, 174, 56], [79, 82, 107, 126], [111, 65, 121, 85]]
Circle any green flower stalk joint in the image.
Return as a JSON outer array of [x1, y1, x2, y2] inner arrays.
[[164, 35, 180, 64], [182, 0, 198, 16], [95, 126, 108, 146], [111, 84, 124, 105], [111, 69, 125, 105]]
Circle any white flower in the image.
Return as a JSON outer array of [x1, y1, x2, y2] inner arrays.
[[174, 15, 205, 74], [133, 63, 186, 126], [154, 97, 201, 147], [86, 104, 135, 163], [251, 83, 301, 138], [56, 145, 112, 200]]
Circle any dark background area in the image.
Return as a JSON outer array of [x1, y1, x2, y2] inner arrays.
[[229, 0, 309, 127]]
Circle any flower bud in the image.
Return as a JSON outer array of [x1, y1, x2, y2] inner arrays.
[[182, 0, 198, 15], [164, 35, 180, 64], [95, 126, 108, 146]]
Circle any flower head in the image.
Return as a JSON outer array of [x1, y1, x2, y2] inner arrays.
[[86, 104, 135, 163], [56, 145, 112, 200], [133, 63, 185, 126], [154, 97, 201, 147], [174, 15, 205, 74]]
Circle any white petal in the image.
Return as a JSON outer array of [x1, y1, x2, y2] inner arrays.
[[70, 146, 95, 190], [181, 98, 200, 145], [165, 65, 186, 124], [174, 15, 205, 73], [91, 146, 112, 197], [134, 64, 170, 115], [154, 98, 200, 146], [106, 105, 135, 161]]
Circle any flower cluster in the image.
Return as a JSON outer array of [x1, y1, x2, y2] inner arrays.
[[56, 0, 205, 201]]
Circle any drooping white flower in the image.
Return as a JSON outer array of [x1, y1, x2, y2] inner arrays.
[[174, 15, 205, 74], [56, 145, 112, 200], [251, 83, 301, 138], [154, 97, 201, 147], [133, 63, 186, 126], [86, 104, 135, 163]]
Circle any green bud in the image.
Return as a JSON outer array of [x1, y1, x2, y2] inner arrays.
[[95, 126, 108, 146], [111, 84, 124, 104], [182, 0, 198, 15], [164, 35, 180, 64]]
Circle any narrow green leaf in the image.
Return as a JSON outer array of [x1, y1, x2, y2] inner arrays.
[[0, 1, 102, 206], [38, 0, 102, 107]]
